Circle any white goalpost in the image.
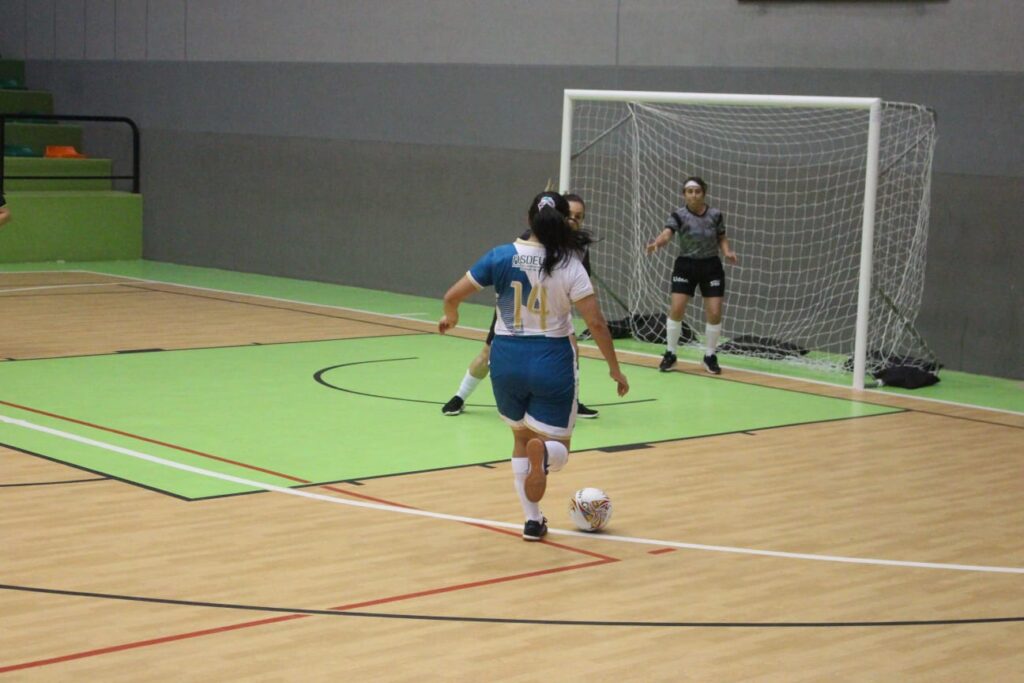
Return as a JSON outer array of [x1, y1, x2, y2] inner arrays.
[[560, 89, 937, 389]]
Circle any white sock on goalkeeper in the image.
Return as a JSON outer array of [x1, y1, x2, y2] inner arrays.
[[666, 318, 682, 353], [705, 323, 722, 356]]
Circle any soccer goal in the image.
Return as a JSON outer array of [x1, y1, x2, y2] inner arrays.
[[561, 89, 937, 389]]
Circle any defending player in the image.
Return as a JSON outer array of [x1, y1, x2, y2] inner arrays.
[[646, 176, 738, 374], [439, 192, 628, 541], [441, 193, 600, 418]]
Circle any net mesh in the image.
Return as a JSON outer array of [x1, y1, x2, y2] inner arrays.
[[568, 96, 937, 376]]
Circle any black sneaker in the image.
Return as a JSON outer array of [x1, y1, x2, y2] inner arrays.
[[703, 354, 722, 375], [441, 395, 464, 415], [658, 351, 677, 372], [577, 402, 599, 419], [523, 517, 548, 541]]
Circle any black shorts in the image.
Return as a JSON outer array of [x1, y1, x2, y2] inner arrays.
[[671, 256, 725, 297], [485, 312, 498, 346]]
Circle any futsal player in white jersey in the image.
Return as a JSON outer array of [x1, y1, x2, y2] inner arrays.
[[439, 192, 629, 541], [440, 194, 599, 418]]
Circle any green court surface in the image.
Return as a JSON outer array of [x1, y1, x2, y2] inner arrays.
[[2, 259, 1020, 414], [0, 333, 899, 499]]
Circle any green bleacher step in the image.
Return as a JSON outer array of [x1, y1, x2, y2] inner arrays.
[[3, 156, 113, 191], [0, 89, 54, 116], [4, 121, 83, 156], [0, 59, 25, 89], [0, 191, 142, 262]]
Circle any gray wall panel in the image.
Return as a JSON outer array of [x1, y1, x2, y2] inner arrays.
[[7, 1, 1024, 71], [620, 0, 1024, 72], [0, 0, 27, 58], [141, 130, 552, 308], [26, 0, 56, 60], [187, 0, 618, 65], [114, 0, 146, 60], [146, 0, 185, 60], [84, 0, 115, 60], [54, 0, 85, 60], [29, 61, 1024, 179], [919, 173, 1023, 376]]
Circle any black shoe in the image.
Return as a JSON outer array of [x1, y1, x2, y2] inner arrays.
[[658, 351, 677, 372], [523, 517, 548, 541], [577, 402, 599, 419], [441, 395, 464, 415], [703, 354, 722, 375]]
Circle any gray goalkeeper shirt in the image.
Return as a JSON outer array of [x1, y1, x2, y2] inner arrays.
[[665, 205, 725, 259]]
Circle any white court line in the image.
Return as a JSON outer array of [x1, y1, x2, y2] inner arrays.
[[3, 411, 1022, 576], [52, 268, 1021, 418], [0, 282, 124, 294]]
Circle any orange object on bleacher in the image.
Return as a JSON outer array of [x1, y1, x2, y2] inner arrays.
[[44, 145, 87, 159]]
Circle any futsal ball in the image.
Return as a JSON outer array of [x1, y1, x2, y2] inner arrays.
[[568, 488, 612, 532]]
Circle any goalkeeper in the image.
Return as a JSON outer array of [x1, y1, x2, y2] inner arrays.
[[646, 176, 738, 374], [441, 194, 600, 418]]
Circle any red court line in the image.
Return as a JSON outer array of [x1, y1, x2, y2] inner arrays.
[[2, 399, 618, 559], [0, 399, 307, 484], [0, 401, 624, 672], [0, 558, 617, 674], [649, 548, 677, 555]]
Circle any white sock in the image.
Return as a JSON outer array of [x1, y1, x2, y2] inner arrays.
[[457, 371, 481, 400], [666, 318, 682, 353], [705, 323, 722, 356], [512, 457, 543, 521]]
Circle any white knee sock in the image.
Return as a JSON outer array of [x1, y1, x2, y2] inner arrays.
[[512, 457, 543, 521], [705, 323, 722, 356], [457, 371, 481, 400], [666, 318, 682, 353]]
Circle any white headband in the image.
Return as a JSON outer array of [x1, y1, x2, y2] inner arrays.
[[537, 196, 556, 211], [684, 180, 703, 191]]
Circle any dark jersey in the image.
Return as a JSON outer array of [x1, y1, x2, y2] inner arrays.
[[666, 205, 725, 259]]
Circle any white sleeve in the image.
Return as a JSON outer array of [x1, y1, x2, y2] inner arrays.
[[568, 260, 595, 303]]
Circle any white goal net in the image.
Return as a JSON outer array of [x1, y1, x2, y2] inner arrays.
[[562, 91, 937, 387]]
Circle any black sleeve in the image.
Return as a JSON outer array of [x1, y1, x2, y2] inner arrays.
[[667, 212, 683, 233]]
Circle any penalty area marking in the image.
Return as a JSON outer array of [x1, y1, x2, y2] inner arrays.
[[2, 412, 1022, 576]]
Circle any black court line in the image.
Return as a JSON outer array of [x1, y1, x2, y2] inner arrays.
[[313, 357, 657, 410], [1, 333, 431, 363], [0, 443, 192, 502], [3, 583, 1021, 629], [0, 477, 109, 488]]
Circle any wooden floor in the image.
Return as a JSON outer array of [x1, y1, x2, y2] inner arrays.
[[2, 272, 1023, 681]]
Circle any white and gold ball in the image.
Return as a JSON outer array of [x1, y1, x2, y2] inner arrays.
[[568, 487, 612, 532]]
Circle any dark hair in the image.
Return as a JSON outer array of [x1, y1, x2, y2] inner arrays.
[[563, 193, 585, 208], [683, 176, 708, 194], [528, 191, 592, 275]]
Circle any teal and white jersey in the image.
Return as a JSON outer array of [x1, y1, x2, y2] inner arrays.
[[467, 238, 593, 338]]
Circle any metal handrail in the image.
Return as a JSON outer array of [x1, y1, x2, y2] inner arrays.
[[1, 114, 141, 193]]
